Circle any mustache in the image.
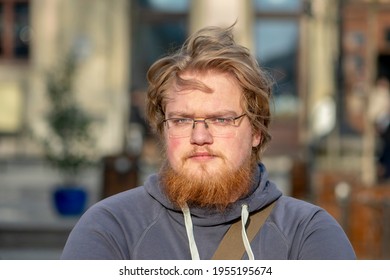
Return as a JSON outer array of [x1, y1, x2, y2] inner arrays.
[[184, 147, 224, 159]]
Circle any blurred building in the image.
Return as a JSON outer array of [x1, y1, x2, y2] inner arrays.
[[0, 0, 328, 190], [1, 0, 390, 259]]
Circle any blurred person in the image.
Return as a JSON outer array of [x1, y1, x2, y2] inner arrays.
[[369, 76, 390, 180], [61, 25, 356, 260]]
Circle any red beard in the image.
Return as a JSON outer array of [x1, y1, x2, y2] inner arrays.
[[160, 156, 256, 211]]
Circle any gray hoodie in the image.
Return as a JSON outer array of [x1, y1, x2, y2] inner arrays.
[[61, 164, 356, 259]]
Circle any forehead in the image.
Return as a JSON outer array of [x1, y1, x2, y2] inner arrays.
[[164, 71, 244, 116]]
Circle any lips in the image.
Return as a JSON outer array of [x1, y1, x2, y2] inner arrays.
[[186, 150, 217, 160]]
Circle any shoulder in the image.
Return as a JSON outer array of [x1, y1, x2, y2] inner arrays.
[[69, 185, 165, 244], [271, 196, 337, 230], [98, 186, 150, 209], [62, 186, 165, 259], [267, 196, 355, 259], [274, 196, 322, 216], [84, 186, 162, 224]]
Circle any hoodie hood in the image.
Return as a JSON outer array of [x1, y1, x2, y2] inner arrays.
[[144, 163, 282, 227]]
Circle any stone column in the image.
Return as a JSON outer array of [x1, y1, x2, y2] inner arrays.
[[189, 0, 253, 49]]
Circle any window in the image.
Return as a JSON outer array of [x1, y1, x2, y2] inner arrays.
[[129, 0, 189, 139], [254, 0, 302, 13], [0, 0, 30, 60], [131, 0, 189, 89], [253, 0, 303, 116]]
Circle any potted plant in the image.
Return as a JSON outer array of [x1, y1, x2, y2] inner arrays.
[[43, 53, 96, 216]]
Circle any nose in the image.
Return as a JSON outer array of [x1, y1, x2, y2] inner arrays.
[[190, 121, 213, 145]]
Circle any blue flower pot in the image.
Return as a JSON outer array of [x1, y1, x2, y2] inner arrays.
[[53, 186, 87, 216]]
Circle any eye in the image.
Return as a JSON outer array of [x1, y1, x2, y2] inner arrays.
[[209, 117, 234, 125], [170, 118, 192, 126]]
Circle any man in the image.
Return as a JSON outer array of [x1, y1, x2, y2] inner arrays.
[[61, 25, 356, 260]]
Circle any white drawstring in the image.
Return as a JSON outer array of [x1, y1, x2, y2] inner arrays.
[[182, 204, 254, 260], [182, 204, 200, 260], [241, 204, 254, 260]]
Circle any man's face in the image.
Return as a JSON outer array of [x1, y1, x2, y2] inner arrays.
[[163, 71, 261, 179]]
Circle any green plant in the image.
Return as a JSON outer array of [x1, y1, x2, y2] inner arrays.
[[43, 54, 95, 184]]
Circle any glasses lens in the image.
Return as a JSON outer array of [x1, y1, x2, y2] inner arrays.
[[168, 125, 192, 138]]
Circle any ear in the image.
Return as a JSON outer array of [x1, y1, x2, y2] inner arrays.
[[252, 132, 261, 148]]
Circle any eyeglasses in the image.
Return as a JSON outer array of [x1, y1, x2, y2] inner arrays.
[[162, 114, 246, 138]]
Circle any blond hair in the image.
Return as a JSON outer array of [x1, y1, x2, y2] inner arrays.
[[146, 25, 272, 160]]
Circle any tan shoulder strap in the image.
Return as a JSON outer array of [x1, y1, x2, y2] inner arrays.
[[212, 201, 276, 260]]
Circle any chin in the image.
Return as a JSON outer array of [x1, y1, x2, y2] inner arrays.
[[186, 162, 227, 178]]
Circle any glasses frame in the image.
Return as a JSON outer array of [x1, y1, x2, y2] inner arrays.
[[162, 114, 247, 137]]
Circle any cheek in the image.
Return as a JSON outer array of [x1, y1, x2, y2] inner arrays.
[[165, 138, 184, 163], [233, 131, 257, 160]]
